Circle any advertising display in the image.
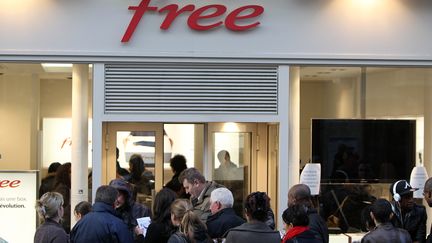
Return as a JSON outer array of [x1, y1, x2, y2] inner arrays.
[[0, 171, 38, 243]]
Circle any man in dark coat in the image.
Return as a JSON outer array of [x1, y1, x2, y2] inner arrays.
[[70, 185, 134, 243], [423, 177, 432, 243], [390, 180, 426, 243], [361, 199, 412, 243], [288, 184, 329, 243], [206, 188, 245, 239]]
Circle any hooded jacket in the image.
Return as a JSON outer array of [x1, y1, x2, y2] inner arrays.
[[109, 179, 152, 232]]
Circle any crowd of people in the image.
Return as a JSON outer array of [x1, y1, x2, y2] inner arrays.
[[35, 154, 432, 243]]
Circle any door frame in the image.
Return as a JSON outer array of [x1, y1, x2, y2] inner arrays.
[[102, 122, 164, 191]]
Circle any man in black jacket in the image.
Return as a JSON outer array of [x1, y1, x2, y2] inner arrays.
[[390, 179, 426, 243], [424, 178, 432, 243], [206, 188, 245, 239], [361, 199, 411, 243], [288, 184, 329, 243]]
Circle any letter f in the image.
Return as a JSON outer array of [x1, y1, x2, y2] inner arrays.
[[121, 0, 157, 42]]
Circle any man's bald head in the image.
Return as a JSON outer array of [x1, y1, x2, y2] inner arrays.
[[288, 184, 312, 207], [425, 177, 432, 192]]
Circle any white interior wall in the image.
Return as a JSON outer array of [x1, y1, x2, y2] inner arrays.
[[0, 74, 39, 169], [0, 75, 72, 172], [40, 79, 72, 118], [300, 68, 430, 165], [366, 69, 426, 117]]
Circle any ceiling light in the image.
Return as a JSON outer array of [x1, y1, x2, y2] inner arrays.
[[41, 63, 72, 72], [222, 122, 239, 132]]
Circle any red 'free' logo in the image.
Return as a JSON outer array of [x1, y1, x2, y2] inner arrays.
[[0, 180, 21, 188], [122, 0, 264, 42]]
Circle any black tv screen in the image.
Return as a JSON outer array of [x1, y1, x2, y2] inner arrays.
[[311, 119, 416, 183]]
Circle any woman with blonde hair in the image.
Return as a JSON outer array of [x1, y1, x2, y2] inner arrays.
[[168, 199, 212, 243], [34, 192, 69, 243]]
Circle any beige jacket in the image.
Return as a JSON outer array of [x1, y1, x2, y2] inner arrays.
[[192, 181, 223, 222]]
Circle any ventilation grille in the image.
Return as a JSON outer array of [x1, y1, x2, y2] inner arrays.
[[104, 64, 278, 114]]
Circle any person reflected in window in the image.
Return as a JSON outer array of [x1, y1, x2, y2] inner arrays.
[[128, 154, 154, 196], [214, 150, 238, 181], [165, 154, 188, 198], [116, 147, 130, 179]]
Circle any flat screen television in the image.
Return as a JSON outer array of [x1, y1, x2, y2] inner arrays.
[[311, 119, 416, 183]]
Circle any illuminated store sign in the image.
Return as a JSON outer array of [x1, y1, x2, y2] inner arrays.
[[0, 171, 37, 243], [0, 179, 21, 188], [122, 0, 264, 42]]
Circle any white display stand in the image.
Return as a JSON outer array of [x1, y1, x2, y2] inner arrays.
[[0, 171, 38, 243]]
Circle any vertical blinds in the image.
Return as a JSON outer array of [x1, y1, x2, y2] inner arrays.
[[104, 63, 278, 114]]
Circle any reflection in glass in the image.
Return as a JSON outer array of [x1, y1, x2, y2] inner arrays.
[[213, 132, 250, 217], [116, 131, 155, 207]]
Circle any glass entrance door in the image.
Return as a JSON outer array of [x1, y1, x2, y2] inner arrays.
[[103, 122, 164, 207], [207, 123, 257, 217]]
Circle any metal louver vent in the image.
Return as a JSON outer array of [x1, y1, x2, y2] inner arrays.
[[104, 63, 278, 114]]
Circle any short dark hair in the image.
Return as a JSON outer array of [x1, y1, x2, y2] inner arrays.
[[371, 199, 393, 223], [170, 155, 187, 174], [48, 162, 61, 173], [282, 204, 309, 226], [74, 201, 92, 217], [290, 184, 311, 201], [179, 168, 205, 184], [95, 185, 118, 205], [424, 177, 432, 192], [288, 184, 312, 208], [244, 192, 270, 221]]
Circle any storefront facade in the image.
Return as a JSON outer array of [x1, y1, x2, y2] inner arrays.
[[1, 0, 432, 237]]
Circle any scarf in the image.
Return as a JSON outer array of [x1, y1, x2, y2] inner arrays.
[[282, 226, 309, 242]]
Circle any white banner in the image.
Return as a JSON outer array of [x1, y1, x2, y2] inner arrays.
[[0, 171, 38, 243], [410, 166, 429, 199], [300, 163, 321, 195]]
